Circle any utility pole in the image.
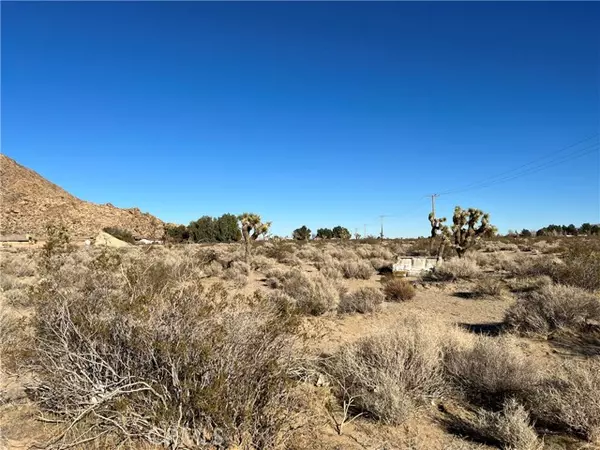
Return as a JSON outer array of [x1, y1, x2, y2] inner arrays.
[[379, 215, 391, 239], [363, 224, 367, 238], [428, 194, 440, 216]]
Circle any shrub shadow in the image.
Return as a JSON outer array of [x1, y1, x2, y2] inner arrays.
[[458, 322, 505, 336]]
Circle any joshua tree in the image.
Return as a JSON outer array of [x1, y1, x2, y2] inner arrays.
[[449, 206, 496, 258], [238, 213, 271, 262], [429, 207, 496, 259], [428, 212, 447, 256]]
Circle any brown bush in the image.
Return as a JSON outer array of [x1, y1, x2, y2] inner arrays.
[[444, 335, 542, 409], [445, 399, 542, 450], [506, 276, 552, 294], [340, 260, 373, 279], [323, 319, 447, 425], [530, 359, 600, 443], [278, 269, 340, 316], [338, 287, 384, 314], [504, 284, 600, 336], [383, 278, 416, 302], [513, 244, 600, 292], [430, 258, 481, 281], [471, 278, 505, 299], [27, 252, 299, 449]]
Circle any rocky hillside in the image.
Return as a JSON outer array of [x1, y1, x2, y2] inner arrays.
[[0, 154, 164, 239]]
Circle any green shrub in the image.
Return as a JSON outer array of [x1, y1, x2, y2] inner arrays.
[[292, 225, 311, 241]]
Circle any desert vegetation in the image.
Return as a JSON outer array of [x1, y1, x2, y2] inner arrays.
[[1, 224, 599, 449]]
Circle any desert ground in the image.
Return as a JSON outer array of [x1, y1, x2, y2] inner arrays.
[[1, 235, 599, 450]]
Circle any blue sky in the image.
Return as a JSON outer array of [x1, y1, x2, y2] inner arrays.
[[2, 2, 599, 237]]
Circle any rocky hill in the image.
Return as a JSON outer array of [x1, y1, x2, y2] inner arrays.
[[0, 154, 165, 239]]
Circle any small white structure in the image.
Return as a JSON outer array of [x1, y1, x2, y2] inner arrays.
[[393, 256, 441, 277]]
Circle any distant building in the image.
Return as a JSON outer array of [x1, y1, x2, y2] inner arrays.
[[0, 234, 34, 243]]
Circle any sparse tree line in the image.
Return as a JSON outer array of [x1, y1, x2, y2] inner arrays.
[[509, 223, 600, 237], [162, 213, 270, 262], [163, 213, 244, 243], [292, 225, 352, 241]]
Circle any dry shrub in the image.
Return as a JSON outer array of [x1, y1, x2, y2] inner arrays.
[[3, 288, 30, 308], [203, 259, 224, 277], [355, 245, 394, 261], [250, 254, 275, 271], [279, 269, 339, 316], [222, 260, 250, 287], [444, 335, 541, 409], [338, 287, 384, 314], [0, 250, 36, 277], [263, 241, 298, 263], [295, 245, 321, 262], [446, 399, 542, 450], [530, 359, 600, 443], [514, 245, 600, 292], [554, 244, 600, 291], [383, 278, 416, 302], [471, 278, 505, 299], [431, 258, 481, 281], [27, 253, 299, 449], [264, 267, 288, 289], [328, 247, 358, 261], [340, 259, 373, 279], [323, 319, 447, 424], [370, 257, 393, 272], [504, 284, 600, 336], [506, 276, 552, 294], [319, 265, 343, 280]]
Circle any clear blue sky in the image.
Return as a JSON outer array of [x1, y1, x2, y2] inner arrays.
[[2, 2, 599, 237]]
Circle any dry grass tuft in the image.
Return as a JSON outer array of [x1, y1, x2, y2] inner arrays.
[[504, 284, 600, 336], [445, 399, 542, 450], [383, 278, 416, 302], [338, 287, 384, 314]]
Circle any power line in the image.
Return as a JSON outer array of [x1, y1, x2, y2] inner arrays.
[[441, 144, 598, 196], [438, 136, 599, 197]]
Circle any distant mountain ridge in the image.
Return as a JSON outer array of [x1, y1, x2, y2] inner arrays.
[[0, 154, 164, 239]]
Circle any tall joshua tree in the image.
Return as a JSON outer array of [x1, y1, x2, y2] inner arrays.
[[429, 207, 496, 259], [428, 212, 447, 256], [238, 213, 271, 263], [449, 207, 496, 258]]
